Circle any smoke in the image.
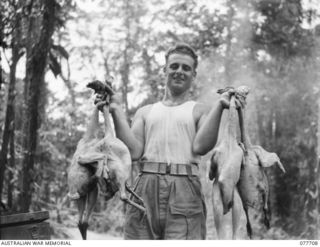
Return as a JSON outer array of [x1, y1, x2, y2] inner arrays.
[[196, 0, 260, 141]]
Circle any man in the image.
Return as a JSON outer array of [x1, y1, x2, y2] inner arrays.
[[97, 43, 231, 239]]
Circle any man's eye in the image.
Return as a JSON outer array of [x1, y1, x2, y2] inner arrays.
[[169, 63, 192, 71], [169, 63, 179, 70], [182, 65, 191, 71]]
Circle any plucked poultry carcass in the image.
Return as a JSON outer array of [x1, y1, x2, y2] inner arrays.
[[67, 80, 145, 240], [210, 94, 244, 214], [211, 178, 243, 239], [237, 106, 285, 239], [209, 93, 245, 239]]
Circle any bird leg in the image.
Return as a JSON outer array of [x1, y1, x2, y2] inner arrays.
[[77, 196, 87, 240], [116, 182, 146, 213], [125, 182, 145, 206], [78, 221, 88, 240], [243, 205, 252, 239], [78, 186, 98, 240], [121, 197, 146, 213]]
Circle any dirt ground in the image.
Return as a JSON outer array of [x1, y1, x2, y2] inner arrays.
[[55, 227, 122, 240], [52, 204, 247, 240]]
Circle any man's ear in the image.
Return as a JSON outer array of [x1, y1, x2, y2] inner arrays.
[[193, 71, 197, 77]]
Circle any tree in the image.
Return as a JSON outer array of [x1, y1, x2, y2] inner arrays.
[[250, 0, 319, 238], [314, 23, 320, 240], [0, 0, 24, 206], [17, 0, 57, 212]]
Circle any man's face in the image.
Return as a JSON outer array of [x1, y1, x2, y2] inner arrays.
[[164, 53, 196, 96]]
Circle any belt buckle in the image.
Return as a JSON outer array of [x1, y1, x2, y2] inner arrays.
[[166, 162, 171, 174]]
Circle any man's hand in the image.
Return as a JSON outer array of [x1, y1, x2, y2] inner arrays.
[[219, 90, 234, 109], [109, 93, 122, 113], [218, 87, 248, 109], [94, 92, 123, 114], [94, 94, 108, 112]]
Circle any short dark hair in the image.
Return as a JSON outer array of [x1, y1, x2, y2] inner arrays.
[[165, 43, 198, 70]]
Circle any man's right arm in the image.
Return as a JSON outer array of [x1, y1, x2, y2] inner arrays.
[[110, 96, 149, 160]]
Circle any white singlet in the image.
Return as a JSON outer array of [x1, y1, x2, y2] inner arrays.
[[142, 101, 201, 164]]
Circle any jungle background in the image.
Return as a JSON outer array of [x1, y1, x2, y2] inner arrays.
[[1, 0, 320, 240]]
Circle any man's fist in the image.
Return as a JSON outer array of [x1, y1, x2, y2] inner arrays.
[[94, 94, 107, 112], [217, 86, 250, 109]]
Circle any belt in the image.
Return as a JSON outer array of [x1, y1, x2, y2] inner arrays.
[[139, 161, 199, 176]]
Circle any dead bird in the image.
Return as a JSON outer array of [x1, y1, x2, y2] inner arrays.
[[67, 80, 145, 240], [210, 95, 244, 214], [237, 95, 285, 239], [209, 93, 244, 239]]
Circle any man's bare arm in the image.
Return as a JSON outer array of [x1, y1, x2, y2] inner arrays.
[[109, 94, 150, 160], [193, 93, 231, 155]]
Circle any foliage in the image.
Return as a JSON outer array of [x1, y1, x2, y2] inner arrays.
[[1, 0, 320, 239], [249, 1, 319, 238]]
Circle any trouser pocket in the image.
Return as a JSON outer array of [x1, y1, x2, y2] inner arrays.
[[124, 174, 156, 239], [165, 176, 206, 240]]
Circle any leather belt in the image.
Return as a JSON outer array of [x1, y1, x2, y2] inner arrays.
[[139, 161, 199, 176]]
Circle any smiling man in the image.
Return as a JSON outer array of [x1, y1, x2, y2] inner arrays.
[[97, 43, 231, 239]]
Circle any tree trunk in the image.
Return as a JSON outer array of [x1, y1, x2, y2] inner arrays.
[[0, 44, 20, 204], [121, 59, 129, 114], [120, 0, 131, 115], [7, 126, 15, 209], [18, 0, 56, 213], [224, 0, 234, 85], [142, 48, 159, 100]]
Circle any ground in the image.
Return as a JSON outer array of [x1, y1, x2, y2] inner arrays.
[[53, 227, 122, 240], [51, 202, 247, 240]]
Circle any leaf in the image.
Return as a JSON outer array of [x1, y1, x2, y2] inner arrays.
[[52, 44, 69, 59], [49, 51, 61, 77]]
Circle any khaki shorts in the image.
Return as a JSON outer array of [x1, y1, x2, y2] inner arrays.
[[124, 173, 207, 239]]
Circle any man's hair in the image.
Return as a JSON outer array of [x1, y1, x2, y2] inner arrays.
[[165, 43, 198, 70]]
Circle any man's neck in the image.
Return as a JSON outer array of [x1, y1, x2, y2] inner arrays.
[[162, 90, 189, 106]]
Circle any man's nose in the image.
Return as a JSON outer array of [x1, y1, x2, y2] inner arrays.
[[176, 65, 183, 73]]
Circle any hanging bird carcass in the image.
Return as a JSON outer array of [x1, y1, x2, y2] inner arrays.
[[209, 87, 249, 239], [209, 95, 244, 215], [237, 100, 285, 239], [67, 80, 145, 240]]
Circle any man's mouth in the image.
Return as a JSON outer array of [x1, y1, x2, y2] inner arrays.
[[172, 79, 184, 85], [173, 76, 185, 82]]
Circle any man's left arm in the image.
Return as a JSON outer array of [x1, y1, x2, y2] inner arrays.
[[193, 93, 231, 155]]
